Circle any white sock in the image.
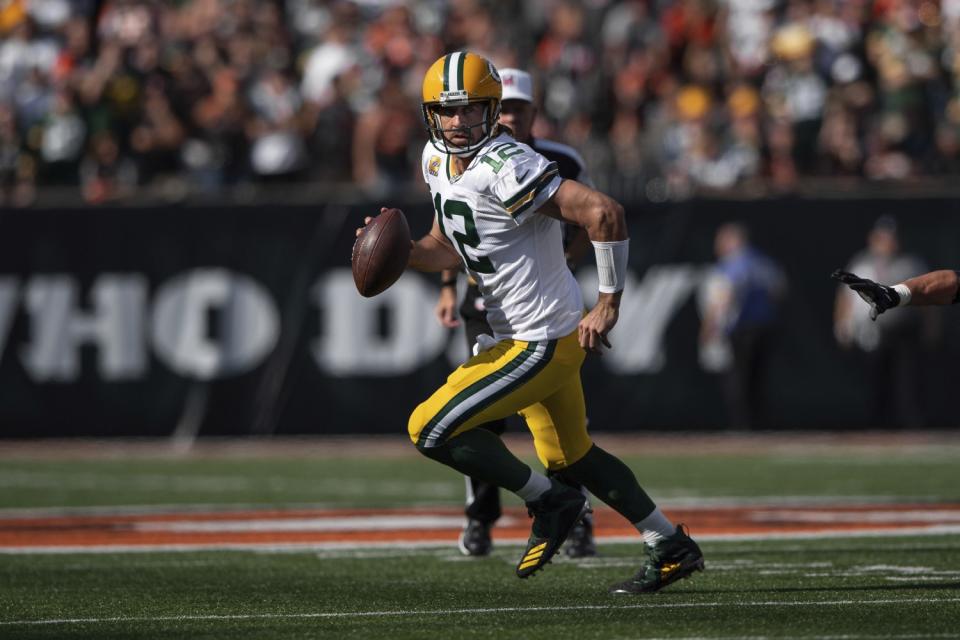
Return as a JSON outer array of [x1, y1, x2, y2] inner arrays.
[[515, 471, 552, 502], [633, 508, 676, 545], [893, 283, 912, 306]]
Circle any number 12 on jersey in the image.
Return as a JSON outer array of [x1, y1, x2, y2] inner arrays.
[[434, 193, 495, 274]]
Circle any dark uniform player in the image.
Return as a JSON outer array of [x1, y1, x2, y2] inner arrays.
[[433, 68, 596, 558]]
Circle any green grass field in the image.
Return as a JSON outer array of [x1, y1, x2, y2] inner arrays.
[[1, 434, 958, 639]]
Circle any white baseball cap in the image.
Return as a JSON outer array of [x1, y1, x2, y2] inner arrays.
[[500, 68, 533, 103]]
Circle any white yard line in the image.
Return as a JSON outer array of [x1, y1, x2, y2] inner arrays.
[[2, 597, 960, 627]]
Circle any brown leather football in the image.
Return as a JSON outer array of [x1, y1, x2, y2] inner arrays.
[[351, 208, 412, 297]]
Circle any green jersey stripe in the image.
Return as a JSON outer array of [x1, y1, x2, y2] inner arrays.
[[502, 162, 559, 208], [508, 171, 561, 218]]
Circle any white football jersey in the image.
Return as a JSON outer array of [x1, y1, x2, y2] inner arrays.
[[421, 133, 583, 341]]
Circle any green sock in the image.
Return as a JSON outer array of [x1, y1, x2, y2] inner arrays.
[[417, 428, 532, 492], [562, 445, 656, 522]]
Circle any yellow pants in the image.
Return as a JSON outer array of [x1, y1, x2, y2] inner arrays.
[[408, 330, 592, 470]]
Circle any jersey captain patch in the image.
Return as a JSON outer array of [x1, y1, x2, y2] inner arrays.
[[428, 156, 442, 176]]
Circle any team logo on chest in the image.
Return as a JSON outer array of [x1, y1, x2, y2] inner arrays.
[[428, 156, 442, 176]]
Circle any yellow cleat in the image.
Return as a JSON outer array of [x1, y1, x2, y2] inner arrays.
[[516, 481, 589, 579]]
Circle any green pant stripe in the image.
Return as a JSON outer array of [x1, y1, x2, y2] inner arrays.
[[418, 342, 538, 447], [417, 340, 558, 448]]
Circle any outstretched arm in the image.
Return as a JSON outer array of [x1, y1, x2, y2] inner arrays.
[[902, 270, 960, 305], [831, 268, 960, 320]]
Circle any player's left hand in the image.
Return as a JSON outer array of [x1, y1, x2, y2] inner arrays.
[[579, 294, 619, 354], [435, 286, 460, 328], [831, 269, 900, 320]]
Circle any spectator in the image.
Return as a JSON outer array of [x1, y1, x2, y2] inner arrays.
[[305, 67, 358, 183], [191, 67, 250, 184], [0, 17, 59, 101], [700, 223, 787, 430], [763, 22, 827, 173], [247, 67, 307, 181], [129, 77, 185, 183], [300, 3, 362, 108], [2, 0, 960, 205], [79, 129, 138, 203], [0, 100, 35, 206], [39, 86, 86, 184], [724, 83, 763, 186], [721, 0, 776, 78], [536, 0, 601, 124], [351, 73, 422, 192], [817, 97, 863, 176]]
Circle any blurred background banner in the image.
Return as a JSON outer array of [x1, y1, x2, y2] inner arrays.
[[1, 197, 958, 438]]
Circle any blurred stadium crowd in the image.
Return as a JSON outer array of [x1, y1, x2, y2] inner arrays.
[[2, 0, 960, 206]]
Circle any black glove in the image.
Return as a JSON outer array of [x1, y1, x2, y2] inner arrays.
[[831, 270, 900, 320]]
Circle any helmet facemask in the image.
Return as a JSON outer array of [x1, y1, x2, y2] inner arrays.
[[422, 97, 501, 156]]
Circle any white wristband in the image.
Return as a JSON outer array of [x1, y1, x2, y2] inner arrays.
[[893, 283, 912, 306], [592, 239, 629, 293]]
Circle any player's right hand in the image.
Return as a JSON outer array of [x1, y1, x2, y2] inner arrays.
[[355, 216, 373, 237], [354, 208, 396, 237], [831, 269, 900, 320], [435, 287, 460, 328], [356, 209, 416, 254]]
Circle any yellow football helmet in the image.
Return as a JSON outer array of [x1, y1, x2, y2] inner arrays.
[[421, 51, 502, 156]]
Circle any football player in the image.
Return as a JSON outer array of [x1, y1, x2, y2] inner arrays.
[[357, 51, 704, 593], [433, 67, 596, 560], [832, 269, 960, 318]]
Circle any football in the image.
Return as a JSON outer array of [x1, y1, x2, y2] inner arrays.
[[351, 208, 412, 297]]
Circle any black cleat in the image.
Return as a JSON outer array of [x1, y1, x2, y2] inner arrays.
[[609, 524, 705, 594], [564, 511, 597, 558], [516, 481, 590, 578], [458, 519, 493, 557]]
